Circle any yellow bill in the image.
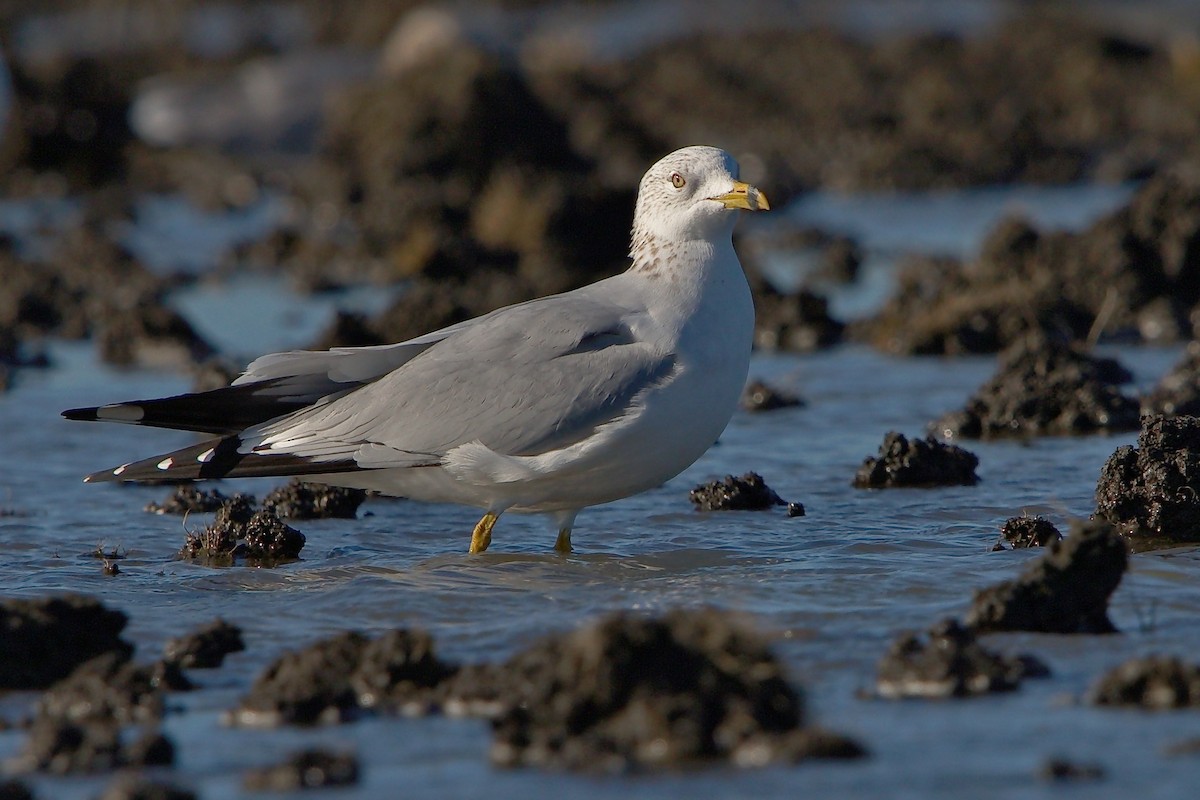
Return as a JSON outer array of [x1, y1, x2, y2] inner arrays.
[[711, 180, 770, 211]]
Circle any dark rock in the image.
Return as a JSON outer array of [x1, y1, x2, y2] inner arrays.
[[163, 619, 245, 669], [487, 609, 862, 771], [36, 652, 186, 727], [1163, 737, 1200, 757], [242, 750, 360, 791], [996, 515, 1063, 550], [853, 431, 979, 488], [786, 502, 806, 518], [689, 473, 788, 511], [234, 631, 369, 726], [1038, 758, 1106, 781], [188, 358, 241, 393], [350, 629, 458, 712], [1142, 341, 1200, 417], [231, 628, 455, 726], [862, 167, 1200, 353], [0, 595, 132, 690], [965, 519, 1128, 634], [121, 729, 176, 767], [1095, 414, 1200, 543], [740, 379, 805, 412], [876, 619, 1049, 699], [262, 480, 366, 519], [181, 497, 304, 564], [242, 511, 306, 560], [931, 335, 1139, 440], [752, 286, 846, 352], [145, 486, 238, 515], [1087, 656, 1200, 709], [96, 777, 197, 800], [95, 303, 216, 370], [0, 781, 34, 800], [18, 718, 122, 775]]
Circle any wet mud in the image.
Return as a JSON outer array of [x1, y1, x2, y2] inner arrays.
[[993, 515, 1062, 550], [261, 479, 366, 519], [965, 519, 1128, 634], [931, 335, 1139, 440], [0, 595, 132, 690], [688, 473, 791, 512], [242, 750, 360, 791], [852, 432, 979, 488], [875, 619, 1049, 699], [180, 496, 305, 564], [1087, 656, 1200, 709], [740, 379, 805, 413], [1095, 414, 1200, 544], [162, 619, 245, 669]]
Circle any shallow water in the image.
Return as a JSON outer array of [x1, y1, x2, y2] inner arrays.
[[2, 184, 1200, 798]]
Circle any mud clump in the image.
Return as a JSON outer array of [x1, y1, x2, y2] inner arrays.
[[163, 619, 245, 669], [14, 652, 188, 774], [262, 480, 367, 519], [853, 432, 979, 488], [243, 750, 360, 791], [231, 629, 455, 726], [965, 519, 1128, 634], [752, 286, 845, 352], [1087, 656, 1200, 709], [931, 335, 1139, 440], [1142, 341, 1200, 417], [862, 169, 1200, 354], [487, 609, 865, 771], [995, 515, 1063, 550], [145, 485, 239, 515], [1, 595, 133, 689], [96, 777, 197, 800], [1095, 415, 1200, 544], [181, 496, 305, 565], [740, 379, 805, 412], [95, 305, 216, 370], [689, 473, 789, 511], [1038, 758, 1106, 782], [876, 619, 1049, 699]]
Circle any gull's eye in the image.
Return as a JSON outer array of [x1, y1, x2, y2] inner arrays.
[[670, 172, 686, 189]]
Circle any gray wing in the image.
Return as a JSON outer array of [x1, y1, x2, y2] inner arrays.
[[241, 293, 676, 469], [64, 300, 536, 436]]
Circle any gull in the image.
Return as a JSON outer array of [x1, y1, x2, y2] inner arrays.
[[63, 146, 769, 554]]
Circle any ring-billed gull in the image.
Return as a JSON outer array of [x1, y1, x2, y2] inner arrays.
[[64, 145, 769, 554]]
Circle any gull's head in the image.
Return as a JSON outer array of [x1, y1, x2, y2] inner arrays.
[[631, 146, 769, 246]]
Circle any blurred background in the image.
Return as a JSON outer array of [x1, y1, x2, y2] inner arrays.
[[4, 0, 1200, 385]]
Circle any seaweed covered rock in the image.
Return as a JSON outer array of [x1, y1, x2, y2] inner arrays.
[[0, 595, 132, 689], [14, 653, 187, 775], [231, 629, 455, 726], [487, 609, 864, 771], [752, 286, 845, 352], [931, 335, 1139, 439], [1087, 656, 1200, 710], [145, 486, 239, 515], [163, 619, 245, 669], [995, 515, 1063, 550], [1142, 341, 1200, 417], [740, 379, 805, 412], [689, 473, 788, 511], [853, 432, 979, 488], [1095, 415, 1200, 543], [262, 480, 366, 519], [966, 519, 1128, 634], [876, 619, 1049, 699], [180, 496, 305, 564], [243, 750, 360, 792], [863, 169, 1200, 354]]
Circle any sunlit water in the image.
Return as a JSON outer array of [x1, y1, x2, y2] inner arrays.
[[1, 184, 1198, 800]]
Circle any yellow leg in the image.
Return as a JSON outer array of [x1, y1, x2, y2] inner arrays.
[[554, 527, 572, 554], [469, 512, 499, 554]]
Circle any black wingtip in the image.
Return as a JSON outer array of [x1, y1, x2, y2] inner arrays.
[[63, 406, 99, 421]]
